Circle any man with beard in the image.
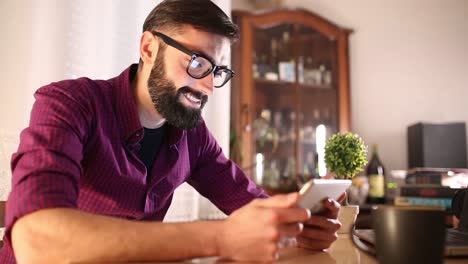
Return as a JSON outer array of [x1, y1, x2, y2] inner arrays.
[[1, 0, 342, 263]]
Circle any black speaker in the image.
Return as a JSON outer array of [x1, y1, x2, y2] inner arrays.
[[407, 122, 467, 169]]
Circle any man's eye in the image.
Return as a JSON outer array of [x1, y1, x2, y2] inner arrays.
[[191, 60, 203, 69], [193, 61, 203, 68]]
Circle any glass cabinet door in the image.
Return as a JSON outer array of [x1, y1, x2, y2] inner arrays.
[[297, 25, 339, 183], [251, 23, 297, 193], [231, 10, 352, 194]]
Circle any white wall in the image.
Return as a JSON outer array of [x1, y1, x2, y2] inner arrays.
[[0, 0, 232, 220], [0, 0, 232, 150], [0, 0, 160, 200], [233, 0, 468, 172]]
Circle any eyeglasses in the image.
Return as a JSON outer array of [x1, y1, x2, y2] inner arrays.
[[152, 31, 234, 88]]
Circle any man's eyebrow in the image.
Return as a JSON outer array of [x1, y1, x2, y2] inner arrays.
[[196, 51, 217, 65], [188, 46, 222, 66]]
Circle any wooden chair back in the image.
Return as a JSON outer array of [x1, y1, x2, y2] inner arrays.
[[0, 200, 5, 248], [0, 201, 4, 228]]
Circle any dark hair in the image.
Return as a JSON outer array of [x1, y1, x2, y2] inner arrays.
[[143, 0, 239, 42]]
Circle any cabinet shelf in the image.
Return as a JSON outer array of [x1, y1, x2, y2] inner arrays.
[[254, 79, 334, 90], [254, 79, 293, 89]]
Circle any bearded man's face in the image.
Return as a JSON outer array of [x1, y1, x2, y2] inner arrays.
[[147, 46, 208, 129]]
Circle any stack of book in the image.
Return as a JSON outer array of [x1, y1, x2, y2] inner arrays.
[[395, 185, 459, 209], [394, 168, 467, 209]]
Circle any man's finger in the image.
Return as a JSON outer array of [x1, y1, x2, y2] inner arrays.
[[322, 198, 341, 219], [274, 207, 311, 224], [337, 192, 346, 203], [303, 216, 341, 231], [299, 226, 339, 242], [297, 236, 336, 251], [279, 222, 304, 237], [256, 192, 300, 208]]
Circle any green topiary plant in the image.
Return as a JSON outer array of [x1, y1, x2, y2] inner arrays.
[[324, 132, 368, 205]]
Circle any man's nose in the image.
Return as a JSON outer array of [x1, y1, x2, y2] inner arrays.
[[195, 74, 214, 96]]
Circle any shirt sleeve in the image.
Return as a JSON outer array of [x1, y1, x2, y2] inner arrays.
[[187, 121, 268, 215], [5, 82, 92, 239]]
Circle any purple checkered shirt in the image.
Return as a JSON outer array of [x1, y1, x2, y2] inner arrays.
[[0, 64, 266, 263]]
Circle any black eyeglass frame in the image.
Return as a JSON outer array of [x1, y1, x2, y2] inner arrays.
[[152, 31, 234, 88]]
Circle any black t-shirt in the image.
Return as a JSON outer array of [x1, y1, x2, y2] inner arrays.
[[137, 124, 167, 175]]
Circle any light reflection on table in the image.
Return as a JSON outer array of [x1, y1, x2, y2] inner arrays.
[[102, 235, 468, 264]]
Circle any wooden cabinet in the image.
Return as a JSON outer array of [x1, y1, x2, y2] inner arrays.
[[230, 9, 352, 193]]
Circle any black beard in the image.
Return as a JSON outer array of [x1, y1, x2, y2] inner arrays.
[[147, 49, 208, 129]]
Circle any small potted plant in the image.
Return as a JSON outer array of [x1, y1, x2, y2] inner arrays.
[[324, 132, 368, 233]]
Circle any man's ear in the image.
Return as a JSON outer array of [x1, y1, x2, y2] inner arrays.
[[140, 31, 159, 65]]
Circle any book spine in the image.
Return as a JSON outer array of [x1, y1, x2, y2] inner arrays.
[[394, 196, 452, 208], [405, 174, 442, 185], [400, 187, 459, 198]]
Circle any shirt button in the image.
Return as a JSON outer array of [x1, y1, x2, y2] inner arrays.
[[135, 133, 140, 137]]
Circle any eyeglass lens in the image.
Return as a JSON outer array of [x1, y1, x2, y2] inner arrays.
[[188, 57, 231, 87]]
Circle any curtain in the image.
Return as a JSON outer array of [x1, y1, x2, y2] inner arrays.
[[0, 0, 233, 221]]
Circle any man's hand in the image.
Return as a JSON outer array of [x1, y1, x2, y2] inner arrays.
[[217, 193, 310, 262], [297, 195, 343, 251]]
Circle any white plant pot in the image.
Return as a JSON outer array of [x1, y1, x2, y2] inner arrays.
[[337, 205, 359, 234]]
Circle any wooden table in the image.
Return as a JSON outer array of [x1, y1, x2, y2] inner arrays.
[[135, 235, 468, 264]]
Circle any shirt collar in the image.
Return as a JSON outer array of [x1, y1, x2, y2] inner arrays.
[[111, 64, 184, 146]]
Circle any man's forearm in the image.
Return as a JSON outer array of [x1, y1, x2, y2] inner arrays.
[[12, 208, 222, 263]]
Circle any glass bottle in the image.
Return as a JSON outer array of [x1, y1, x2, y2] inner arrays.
[[272, 110, 287, 143], [322, 108, 334, 140], [278, 31, 295, 82], [287, 110, 296, 142], [366, 144, 386, 204], [280, 31, 291, 62], [263, 159, 280, 190], [298, 56, 304, 84], [302, 120, 316, 179], [252, 109, 278, 154], [281, 157, 297, 192], [270, 38, 278, 69], [252, 52, 259, 79]]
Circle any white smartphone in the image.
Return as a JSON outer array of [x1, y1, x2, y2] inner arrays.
[[297, 179, 352, 214]]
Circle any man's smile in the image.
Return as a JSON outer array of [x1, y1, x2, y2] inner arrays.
[[182, 91, 202, 108], [177, 86, 207, 109]]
